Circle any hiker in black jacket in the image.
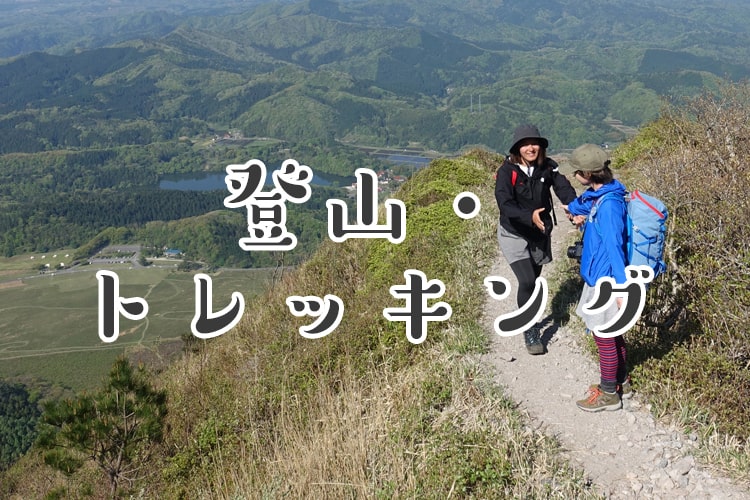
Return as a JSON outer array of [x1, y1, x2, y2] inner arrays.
[[494, 124, 577, 354]]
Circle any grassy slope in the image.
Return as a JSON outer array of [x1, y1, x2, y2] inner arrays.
[[5, 114, 750, 494], [0, 150, 601, 497], [143, 150, 599, 498]]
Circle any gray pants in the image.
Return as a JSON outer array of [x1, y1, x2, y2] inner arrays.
[[497, 225, 530, 264], [576, 282, 620, 333], [498, 225, 551, 266]]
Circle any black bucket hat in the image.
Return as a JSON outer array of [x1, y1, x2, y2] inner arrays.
[[509, 124, 549, 154]]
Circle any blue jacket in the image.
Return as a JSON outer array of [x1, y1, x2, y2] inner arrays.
[[567, 179, 628, 286]]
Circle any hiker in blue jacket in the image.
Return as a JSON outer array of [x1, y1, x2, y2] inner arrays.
[[561, 143, 632, 412], [495, 124, 577, 355]]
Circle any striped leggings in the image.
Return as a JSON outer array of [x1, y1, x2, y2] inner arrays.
[[593, 334, 627, 393]]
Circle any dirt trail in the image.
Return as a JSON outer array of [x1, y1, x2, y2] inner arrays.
[[480, 200, 749, 499]]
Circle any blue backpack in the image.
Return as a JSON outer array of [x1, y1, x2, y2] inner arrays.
[[594, 190, 668, 277]]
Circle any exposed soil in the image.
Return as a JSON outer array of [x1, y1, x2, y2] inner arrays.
[[481, 200, 749, 499], [0, 279, 25, 290]]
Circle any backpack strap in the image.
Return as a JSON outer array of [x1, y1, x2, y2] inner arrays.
[[590, 192, 625, 238]]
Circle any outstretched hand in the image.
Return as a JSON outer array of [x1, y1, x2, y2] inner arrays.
[[532, 208, 546, 232], [562, 205, 586, 228]]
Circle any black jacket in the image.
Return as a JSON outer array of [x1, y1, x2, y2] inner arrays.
[[494, 157, 576, 243]]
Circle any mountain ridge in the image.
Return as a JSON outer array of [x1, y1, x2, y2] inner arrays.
[[2, 0, 750, 259]]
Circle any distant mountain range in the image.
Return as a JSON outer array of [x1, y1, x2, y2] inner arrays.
[[2, 0, 750, 152], [2, 0, 750, 259]]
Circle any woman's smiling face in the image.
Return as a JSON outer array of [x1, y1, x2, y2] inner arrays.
[[517, 139, 541, 165]]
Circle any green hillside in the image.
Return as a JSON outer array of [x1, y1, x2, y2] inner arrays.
[[3, 0, 750, 261], [4, 0, 750, 155]]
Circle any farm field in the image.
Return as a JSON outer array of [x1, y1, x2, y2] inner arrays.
[[0, 257, 275, 393]]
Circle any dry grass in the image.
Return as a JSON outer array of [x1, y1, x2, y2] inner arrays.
[[192, 348, 595, 499], [0, 151, 600, 498], [148, 150, 596, 499], [603, 81, 750, 481]]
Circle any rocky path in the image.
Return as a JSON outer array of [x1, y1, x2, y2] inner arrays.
[[480, 213, 749, 499]]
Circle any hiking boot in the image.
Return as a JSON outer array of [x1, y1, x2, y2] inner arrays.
[[588, 378, 632, 400], [618, 377, 633, 400], [523, 327, 544, 355], [576, 385, 622, 412]]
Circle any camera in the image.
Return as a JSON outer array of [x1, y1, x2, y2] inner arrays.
[[567, 240, 583, 260]]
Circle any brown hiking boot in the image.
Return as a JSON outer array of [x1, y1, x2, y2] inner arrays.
[[588, 378, 633, 400], [576, 385, 622, 412]]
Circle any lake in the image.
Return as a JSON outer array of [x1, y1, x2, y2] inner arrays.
[[383, 154, 433, 167], [159, 155, 433, 191], [159, 169, 333, 191]]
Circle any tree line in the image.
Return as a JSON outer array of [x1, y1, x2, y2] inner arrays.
[[0, 382, 41, 471]]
